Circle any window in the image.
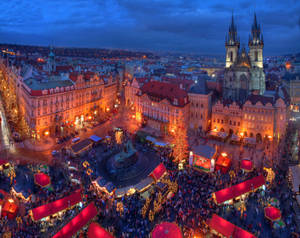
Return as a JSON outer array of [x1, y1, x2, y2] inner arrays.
[[238, 122, 240, 126], [217, 119, 220, 123], [230, 51, 233, 62], [221, 120, 223, 124], [229, 120, 232, 125], [255, 51, 258, 62]]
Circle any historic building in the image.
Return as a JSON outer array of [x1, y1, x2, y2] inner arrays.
[[212, 14, 287, 141], [223, 14, 265, 102], [126, 80, 189, 135], [0, 50, 118, 139]]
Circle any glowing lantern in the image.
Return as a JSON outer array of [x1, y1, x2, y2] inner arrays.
[[221, 152, 227, 157], [44, 131, 49, 136]]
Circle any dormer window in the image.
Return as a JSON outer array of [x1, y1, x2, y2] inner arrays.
[[173, 98, 178, 105]]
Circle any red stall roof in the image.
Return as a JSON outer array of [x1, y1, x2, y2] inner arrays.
[[214, 175, 265, 204], [152, 222, 182, 238], [34, 173, 51, 187], [150, 163, 166, 180], [53, 202, 98, 238], [31, 189, 82, 221], [88, 222, 114, 238], [264, 206, 281, 221], [241, 160, 253, 172], [208, 214, 256, 238]]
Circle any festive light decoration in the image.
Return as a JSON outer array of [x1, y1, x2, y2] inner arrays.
[[171, 113, 188, 164]]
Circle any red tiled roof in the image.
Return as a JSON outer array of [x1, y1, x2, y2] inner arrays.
[[140, 81, 188, 106], [246, 94, 274, 105], [214, 175, 265, 204]]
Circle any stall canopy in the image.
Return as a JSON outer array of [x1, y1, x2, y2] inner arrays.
[[150, 163, 166, 181], [146, 136, 156, 143], [53, 202, 98, 238], [71, 139, 93, 155], [88, 222, 114, 238], [264, 206, 281, 221], [152, 222, 182, 238], [244, 137, 256, 145], [241, 159, 253, 172], [192, 145, 216, 160], [213, 175, 265, 204], [31, 189, 82, 221], [215, 155, 231, 173], [89, 135, 102, 143], [208, 214, 256, 238], [34, 173, 51, 187]]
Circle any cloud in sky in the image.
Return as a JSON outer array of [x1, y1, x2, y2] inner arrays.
[[0, 0, 299, 55]]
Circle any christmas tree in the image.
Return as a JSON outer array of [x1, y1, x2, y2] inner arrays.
[[171, 112, 188, 163]]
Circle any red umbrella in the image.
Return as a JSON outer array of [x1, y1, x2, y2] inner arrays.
[[88, 222, 114, 238], [264, 206, 281, 221], [152, 222, 182, 238], [241, 159, 253, 172], [34, 173, 51, 188]]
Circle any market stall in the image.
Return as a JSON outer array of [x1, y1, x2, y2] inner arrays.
[[30, 189, 82, 221], [191, 145, 217, 173], [34, 173, 51, 188], [89, 135, 103, 145], [150, 163, 167, 181], [244, 137, 256, 146], [230, 134, 241, 144], [151, 222, 182, 238], [241, 159, 253, 172], [213, 175, 265, 205], [208, 214, 256, 238], [264, 206, 281, 222], [88, 222, 114, 238], [1, 198, 18, 219], [53, 202, 98, 238], [215, 153, 231, 174], [70, 139, 93, 156]]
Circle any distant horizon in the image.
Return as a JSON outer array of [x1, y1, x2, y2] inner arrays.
[[0, 42, 298, 59]]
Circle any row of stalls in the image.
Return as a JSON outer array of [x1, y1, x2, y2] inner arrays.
[[208, 130, 257, 146], [92, 163, 168, 198]]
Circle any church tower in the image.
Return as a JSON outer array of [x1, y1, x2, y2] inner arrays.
[[47, 46, 56, 73], [248, 13, 264, 68], [225, 14, 240, 68]]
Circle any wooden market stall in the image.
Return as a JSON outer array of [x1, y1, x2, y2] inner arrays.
[[52, 202, 98, 238], [150, 163, 167, 181], [208, 214, 256, 238], [70, 139, 93, 156], [215, 153, 232, 174], [1, 199, 18, 219], [30, 189, 82, 221], [213, 175, 265, 205], [241, 159, 254, 172], [191, 145, 217, 173]]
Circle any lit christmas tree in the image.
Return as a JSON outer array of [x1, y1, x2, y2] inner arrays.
[[171, 112, 189, 164]]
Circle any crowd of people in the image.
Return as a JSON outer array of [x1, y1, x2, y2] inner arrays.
[[0, 124, 299, 238]]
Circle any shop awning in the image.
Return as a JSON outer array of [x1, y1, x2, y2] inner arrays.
[[146, 136, 156, 143], [264, 206, 281, 221], [0, 160, 8, 166], [88, 222, 114, 238], [150, 163, 166, 180], [34, 173, 51, 188], [53, 203, 98, 238], [89, 135, 102, 143], [208, 214, 256, 238], [217, 132, 228, 139], [216, 156, 231, 168], [213, 175, 265, 204], [31, 189, 82, 221], [152, 222, 182, 238], [241, 160, 253, 172]]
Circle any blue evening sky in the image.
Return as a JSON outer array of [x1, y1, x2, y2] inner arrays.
[[0, 0, 299, 55]]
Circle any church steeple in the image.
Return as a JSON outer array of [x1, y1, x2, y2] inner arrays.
[[249, 13, 263, 46], [225, 13, 240, 68]]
